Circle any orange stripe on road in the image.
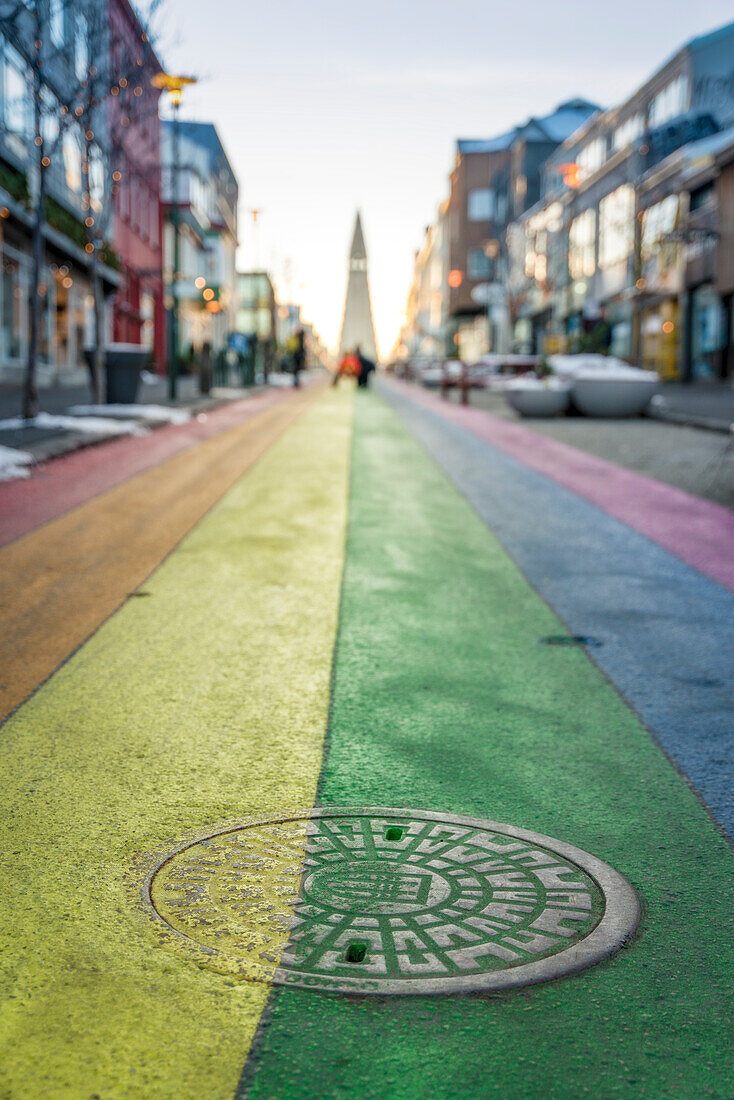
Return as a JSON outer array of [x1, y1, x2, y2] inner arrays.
[[0, 385, 321, 723]]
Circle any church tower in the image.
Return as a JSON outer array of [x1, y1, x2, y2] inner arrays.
[[338, 212, 378, 361]]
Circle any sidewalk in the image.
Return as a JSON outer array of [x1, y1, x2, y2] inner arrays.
[[648, 380, 734, 432], [0, 373, 260, 465]]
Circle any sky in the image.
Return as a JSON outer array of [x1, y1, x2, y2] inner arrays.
[[156, 0, 734, 355]]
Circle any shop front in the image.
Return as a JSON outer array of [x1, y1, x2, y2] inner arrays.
[[640, 298, 680, 379], [687, 283, 727, 379]]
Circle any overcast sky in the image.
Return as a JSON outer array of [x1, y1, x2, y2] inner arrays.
[[157, 1, 734, 354]]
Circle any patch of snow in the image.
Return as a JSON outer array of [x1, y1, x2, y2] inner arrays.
[[506, 376, 572, 391], [0, 444, 33, 481], [0, 412, 148, 436], [549, 355, 659, 382], [68, 404, 191, 425]]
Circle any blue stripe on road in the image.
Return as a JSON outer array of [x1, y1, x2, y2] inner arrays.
[[381, 383, 734, 840]]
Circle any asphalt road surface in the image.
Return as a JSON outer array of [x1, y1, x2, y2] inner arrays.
[[1, 379, 732, 1099]]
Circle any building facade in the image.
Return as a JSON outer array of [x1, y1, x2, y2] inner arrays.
[[108, 0, 165, 370], [161, 120, 238, 366], [510, 20, 734, 379], [0, 0, 121, 385]]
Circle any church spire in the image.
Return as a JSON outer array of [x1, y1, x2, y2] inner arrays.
[[338, 212, 378, 360]]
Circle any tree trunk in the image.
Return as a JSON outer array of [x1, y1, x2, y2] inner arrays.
[[90, 252, 105, 404], [23, 34, 44, 421]]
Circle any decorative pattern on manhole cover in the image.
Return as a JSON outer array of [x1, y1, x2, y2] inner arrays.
[[140, 808, 639, 994]]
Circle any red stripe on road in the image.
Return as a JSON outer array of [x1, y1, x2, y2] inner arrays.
[[0, 389, 292, 546], [386, 378, 734, 593]]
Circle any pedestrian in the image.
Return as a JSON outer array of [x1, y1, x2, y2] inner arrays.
[[333, 351, 360, 385], [291, 328, 306, 387], [198, 341, 212, 396], [356, 346, 375, 388]]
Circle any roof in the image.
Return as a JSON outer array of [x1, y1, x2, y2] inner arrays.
[[685, 19, 734, 54], [165, 120, 238, 193], [533, 101, 600, 143], [456, 100, 599, 157], [456, 130, 517, 155]]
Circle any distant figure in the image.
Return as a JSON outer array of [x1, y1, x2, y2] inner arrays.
[[291, 328, 306, 387], [334, 352, 360, 385], [198, 341, 212, 395], [356, 346, 375, 388]]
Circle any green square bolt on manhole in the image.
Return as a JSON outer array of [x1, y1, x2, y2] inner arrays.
[[136, 808, 640, 995]]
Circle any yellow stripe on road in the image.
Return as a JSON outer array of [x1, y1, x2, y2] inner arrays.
[[0, 386, 320, 723], [0, 387, 353, 1099]]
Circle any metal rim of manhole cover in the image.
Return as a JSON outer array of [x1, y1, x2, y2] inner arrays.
[[137, 807, 640, 995]]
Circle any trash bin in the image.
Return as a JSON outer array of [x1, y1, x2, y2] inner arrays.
[[104, 344, 149, 403], [84, 344, 149, 403]]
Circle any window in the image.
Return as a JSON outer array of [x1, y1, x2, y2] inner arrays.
[[599, 185, 635, 269], [1, 250, 24, 360], [4, 44, 32, 139], [641, 195, 679, 262], [648, 75, 689, 128], [568, 209, 596, 279], [63, 127, 82, 192], [89, 144, 104, 211], [468, 189, 493, 221], [40, 87, 59, 147], [577, 138, 605, 181], [613, 114, 644, 153], [467, 248, 492, 280], [50, 0, 65, 48], [75, 14, 89, 83]]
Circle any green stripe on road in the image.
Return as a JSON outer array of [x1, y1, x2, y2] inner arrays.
[[245, 391, 734, 1099]]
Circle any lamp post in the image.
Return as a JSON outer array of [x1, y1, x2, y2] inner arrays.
[[151, 72, 197, 399]]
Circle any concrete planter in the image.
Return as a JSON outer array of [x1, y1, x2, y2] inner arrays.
[[571, 376, 658, 418], [505, 381, 571, 418]]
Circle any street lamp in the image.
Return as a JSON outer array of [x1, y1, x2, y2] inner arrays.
[[151, 71, 197, 399]]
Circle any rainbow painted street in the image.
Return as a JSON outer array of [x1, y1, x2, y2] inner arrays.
[[1, 381, 733, 1099]]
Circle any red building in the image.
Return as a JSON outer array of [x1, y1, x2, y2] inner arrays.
[[108, 0, 166, 371]]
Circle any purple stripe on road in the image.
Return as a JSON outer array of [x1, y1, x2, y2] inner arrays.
[[384, 378, 734, 593]]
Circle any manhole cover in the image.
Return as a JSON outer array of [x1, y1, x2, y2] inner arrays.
[[140, 808, 639, 995]]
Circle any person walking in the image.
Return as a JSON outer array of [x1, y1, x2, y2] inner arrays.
[[291, 328, 306, 387], [356, 346, 375, 388]]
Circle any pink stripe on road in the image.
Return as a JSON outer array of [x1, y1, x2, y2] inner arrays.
[[387, 378, 734, 593], [0, 388, 292, 547]]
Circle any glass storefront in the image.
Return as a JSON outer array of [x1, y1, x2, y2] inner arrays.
[[640, 300, 680, 379], [0, 240, 94, 380], [1, 252, 24, 362], [690, 284, 726, 381]]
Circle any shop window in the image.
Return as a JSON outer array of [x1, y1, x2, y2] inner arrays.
[[691, 285, 726, 380], [599, 185, 635, 269], [1, 252, 24, 360], [54, 272, 70, 369]]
